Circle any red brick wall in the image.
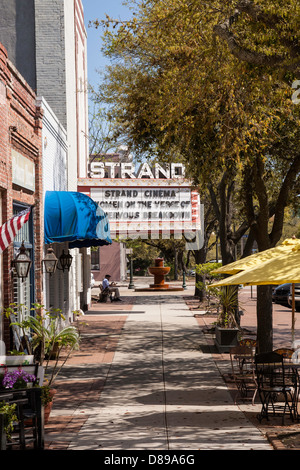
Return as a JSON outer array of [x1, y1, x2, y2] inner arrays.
[[0, 43, 43, 348]]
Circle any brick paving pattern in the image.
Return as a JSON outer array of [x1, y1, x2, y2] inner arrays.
[[44, 301, 131, 450], [20, 288, 300, 450]]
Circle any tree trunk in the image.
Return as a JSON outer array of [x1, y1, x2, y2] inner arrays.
[[208, 173, 249, 266], [256, 285, 273, 353], [194, 247, 207, 299], [240, 154, 300, 353]]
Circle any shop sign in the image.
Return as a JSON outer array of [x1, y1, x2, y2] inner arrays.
[[89, 161, 185, 179], [79, 161, 204, 249], [12, 150, 35, 192]]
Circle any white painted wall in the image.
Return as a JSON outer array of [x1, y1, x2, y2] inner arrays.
[[38, 96, 68, 195], [64, 0, 78, 192], [63, 1, 90, 312], [39, 1, 90, 315], [75, 0, 89, 180]]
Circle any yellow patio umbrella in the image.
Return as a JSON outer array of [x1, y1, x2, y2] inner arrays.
[[211, 243, 300, 340], [211, 238, 300, 275]]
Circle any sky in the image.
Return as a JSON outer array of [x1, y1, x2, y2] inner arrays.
[[82, 0, 133, 90]]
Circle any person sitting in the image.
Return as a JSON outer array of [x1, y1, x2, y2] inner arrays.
[[102, 274, 122, 301]]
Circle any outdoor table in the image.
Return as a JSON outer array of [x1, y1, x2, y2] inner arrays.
[[255, 352, 300, 424]]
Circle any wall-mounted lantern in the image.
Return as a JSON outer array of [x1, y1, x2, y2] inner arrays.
[[13, 241, 32, 281], [42, 246, 58, 275], [42, 247, 73, 275], [58, 250, 73, 272]]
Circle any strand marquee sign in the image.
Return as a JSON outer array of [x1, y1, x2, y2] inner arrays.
[[78, 161, 203, 248]]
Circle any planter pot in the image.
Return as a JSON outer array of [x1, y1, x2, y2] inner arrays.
[[43, 389, 56, 425], [215, 326, 239, 353], [0, 355, 34, 366]]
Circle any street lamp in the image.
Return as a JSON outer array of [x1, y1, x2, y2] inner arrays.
[[42, 246, 58, 275], [13, 241, 32, 281], [182, 270, 187, 290], [126, 248, 135, 289]]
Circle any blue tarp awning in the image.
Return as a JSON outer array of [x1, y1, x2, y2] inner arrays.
[[44, 191, 112, 248]]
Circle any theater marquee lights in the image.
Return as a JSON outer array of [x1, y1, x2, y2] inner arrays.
[[89, 161, 185, 179], [78, 161, 204, 249]]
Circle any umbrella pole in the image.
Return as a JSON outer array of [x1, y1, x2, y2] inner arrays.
[[292, 283, 295, 343]]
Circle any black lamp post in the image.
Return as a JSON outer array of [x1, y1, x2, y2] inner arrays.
[[13, 241, 32, 281], [128, 254, 135, 289], [42, 246, 58, 275], [182, 270, 187, 290], [126, 248, 135, 289]]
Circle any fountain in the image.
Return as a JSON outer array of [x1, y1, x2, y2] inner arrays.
[[149, 258, 170, 289], [135, 258, 184, 292]]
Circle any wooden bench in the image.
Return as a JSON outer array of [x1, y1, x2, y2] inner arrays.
[[99, 285, 112, 303]]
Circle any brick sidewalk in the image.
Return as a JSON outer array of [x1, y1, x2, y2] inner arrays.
[[189, 295, 300, 451], [44, 293, 300, 450], [44, 301, 131, 450]]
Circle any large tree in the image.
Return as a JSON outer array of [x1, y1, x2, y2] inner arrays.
[[93, 0, 300, 351]]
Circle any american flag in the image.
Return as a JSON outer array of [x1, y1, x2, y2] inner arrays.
[[0, 208, 31, 254]]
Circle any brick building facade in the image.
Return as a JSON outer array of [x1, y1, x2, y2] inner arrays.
[[0, 1, 92, 327], [0, 43, 43, 350]]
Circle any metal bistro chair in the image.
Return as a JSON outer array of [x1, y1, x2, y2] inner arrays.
[[273, 348, 295, 362], [10, 387, 44, 450], [229, 345, 257, 405], [255, 351, 299, 425], [239, 338, 258, 354]]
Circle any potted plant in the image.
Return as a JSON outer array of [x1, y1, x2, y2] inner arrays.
[[0, 401, 17, 448], [214, 286, 240, 353], [1, 303, 35, 365]]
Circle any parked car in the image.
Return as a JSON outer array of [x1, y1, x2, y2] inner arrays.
[[187, 269, 195, 276], [288, 284, 300, 312], [272, 283, 292, 307], [91, 272, 95, 288]]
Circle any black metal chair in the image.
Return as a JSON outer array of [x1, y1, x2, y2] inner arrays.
[[0, 387, 44, 450], [239, 338, 258, 354], [14, 387, 44, 450], [229, 345, 257, 404], [273, 348, 295, 362], [255, 351, 299, 424]]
